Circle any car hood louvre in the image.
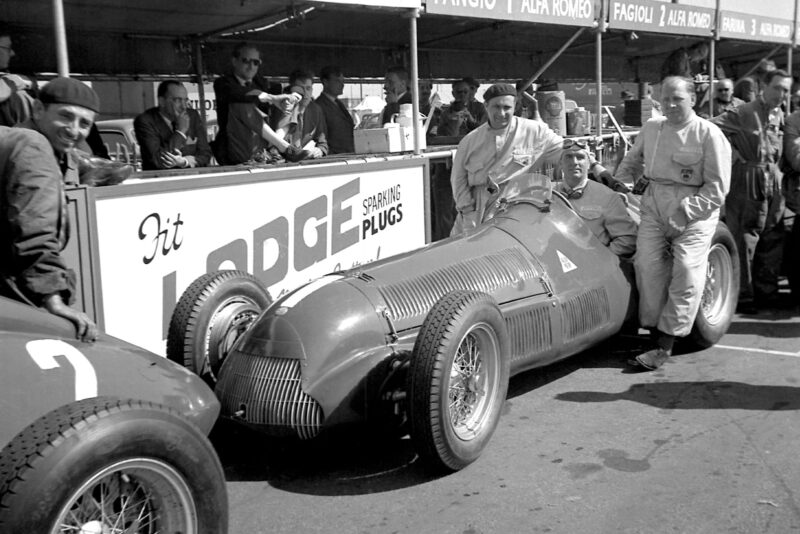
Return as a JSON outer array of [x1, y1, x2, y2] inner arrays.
[[374, 247, 540, 322]]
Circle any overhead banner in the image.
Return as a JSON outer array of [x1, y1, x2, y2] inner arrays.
[[425, 0, 597, 28], [321, 0, 421, 6], [608, 0, 715, 37], [717, 11, 792, 44]]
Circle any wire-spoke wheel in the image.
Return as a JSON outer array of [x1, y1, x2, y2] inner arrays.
[[0, 398, 227, 534], [409, 291, 510, 472], [688, 223, 740, 349], [54, 458, 195, 534]]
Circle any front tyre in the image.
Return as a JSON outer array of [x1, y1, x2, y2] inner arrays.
[[0, 398, 227, 534], [688, 222, 740, 349], [408, 290, 510, 472], [168, 270, 271, 386]]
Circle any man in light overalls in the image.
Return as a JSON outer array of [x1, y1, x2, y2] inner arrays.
[[615, 76, 731, 370]]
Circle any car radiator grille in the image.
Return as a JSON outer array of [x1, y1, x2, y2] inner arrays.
[[376, 247, 538, 321], [216, 353, 323, 440], [561, 288, 610, 342]]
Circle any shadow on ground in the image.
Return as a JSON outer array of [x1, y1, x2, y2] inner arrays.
[[211, 420, 439, 495], [554, 381, 800, 411]]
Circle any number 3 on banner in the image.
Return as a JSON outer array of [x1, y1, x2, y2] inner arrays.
[[26, 339, 98, 400]]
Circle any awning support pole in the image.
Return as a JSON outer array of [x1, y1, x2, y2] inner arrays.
[[52, 0, 70, 76], [709, 0, 720, 118], [407, 8, 421, 155], [595, 7, 603, 137], [520, 27, 586, 93], [789, 0, 798, 111], [193, 40, 207, 126]]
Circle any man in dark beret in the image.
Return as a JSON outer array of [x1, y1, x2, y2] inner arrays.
[[0, 76, 100, 342], [450, 82, 620, 233]]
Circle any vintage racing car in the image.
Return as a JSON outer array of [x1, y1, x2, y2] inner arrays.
[[168, 173, 739, 472], [0, 296, 227, 534]]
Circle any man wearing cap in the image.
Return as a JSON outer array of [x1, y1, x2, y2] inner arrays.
[[134, 80, 212, 170], [0, 76, 101, 342], [558, 138, 637, 258], [615, 76, 731, 370], [450, 82, 619, 233]]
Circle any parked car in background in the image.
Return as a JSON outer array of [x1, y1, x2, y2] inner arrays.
[[95, 116, 218, 170], [0, 296, 228, 534], [95, 118, 141, 168]]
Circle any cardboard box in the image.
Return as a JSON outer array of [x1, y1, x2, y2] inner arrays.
[[354, 126, 426, 154]]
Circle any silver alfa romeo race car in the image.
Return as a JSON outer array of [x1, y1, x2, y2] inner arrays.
[[168, 173, 738, 472], [0, 296, 227, 534]]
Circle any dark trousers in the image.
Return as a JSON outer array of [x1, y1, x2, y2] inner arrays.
[[725, 164, 785, 304]]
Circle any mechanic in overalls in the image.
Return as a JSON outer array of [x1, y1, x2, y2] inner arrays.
[[711, 69, 791, 313], [450, 83, 622, 234], [615, 76, 731, 370]]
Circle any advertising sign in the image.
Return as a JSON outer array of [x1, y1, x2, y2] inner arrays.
[[93, 164, 427, 354], [717, 11, 792, 44], [608, 0, 715, 37], [425, 0, 597, 28]]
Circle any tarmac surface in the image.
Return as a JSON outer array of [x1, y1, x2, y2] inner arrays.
[[214, 298, 800, 534]]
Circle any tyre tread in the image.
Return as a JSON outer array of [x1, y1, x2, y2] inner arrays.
[[409, 290, 508, 471], [0, 398, 169, 518]]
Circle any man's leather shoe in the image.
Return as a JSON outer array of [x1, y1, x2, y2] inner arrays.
[[628, 348, 671, 370], [283, 145, 311, 163]]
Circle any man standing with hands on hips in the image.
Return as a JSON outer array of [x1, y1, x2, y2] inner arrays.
[[615, 76, 731, 370]]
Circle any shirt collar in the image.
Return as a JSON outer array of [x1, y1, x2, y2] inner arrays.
[[559, 178, 589, 198]]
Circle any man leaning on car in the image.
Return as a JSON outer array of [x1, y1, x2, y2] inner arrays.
[[615, 76, 731, 371], [0, 77, 100, 342]]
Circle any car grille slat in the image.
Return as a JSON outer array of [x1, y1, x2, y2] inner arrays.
[[216, 353, 323, 439], [561, 288, 610, 342], [377, 248, 539, 321]]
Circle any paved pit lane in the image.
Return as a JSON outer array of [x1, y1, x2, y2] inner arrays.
[[215, 301, 800, 534]]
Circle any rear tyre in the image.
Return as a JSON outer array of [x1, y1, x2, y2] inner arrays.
[[408, 290, 510, 472], [687, 223, 739, 349], [0, 398, 227, 534], [167, 270, 271, 386]]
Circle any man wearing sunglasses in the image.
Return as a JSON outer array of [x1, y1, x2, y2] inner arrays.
[[438, 79, 487, 137], [558, 139, 637, 258], [213, 42, 310, 165], [695, 78, 742, 119], [615, 76, 731, 370]]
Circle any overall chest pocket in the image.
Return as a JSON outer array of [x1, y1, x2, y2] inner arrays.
[[511, 149, 533, 167], [464, 159, 486, 186], [577, 205, 603, 221], [672, 150, 702, 182]]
